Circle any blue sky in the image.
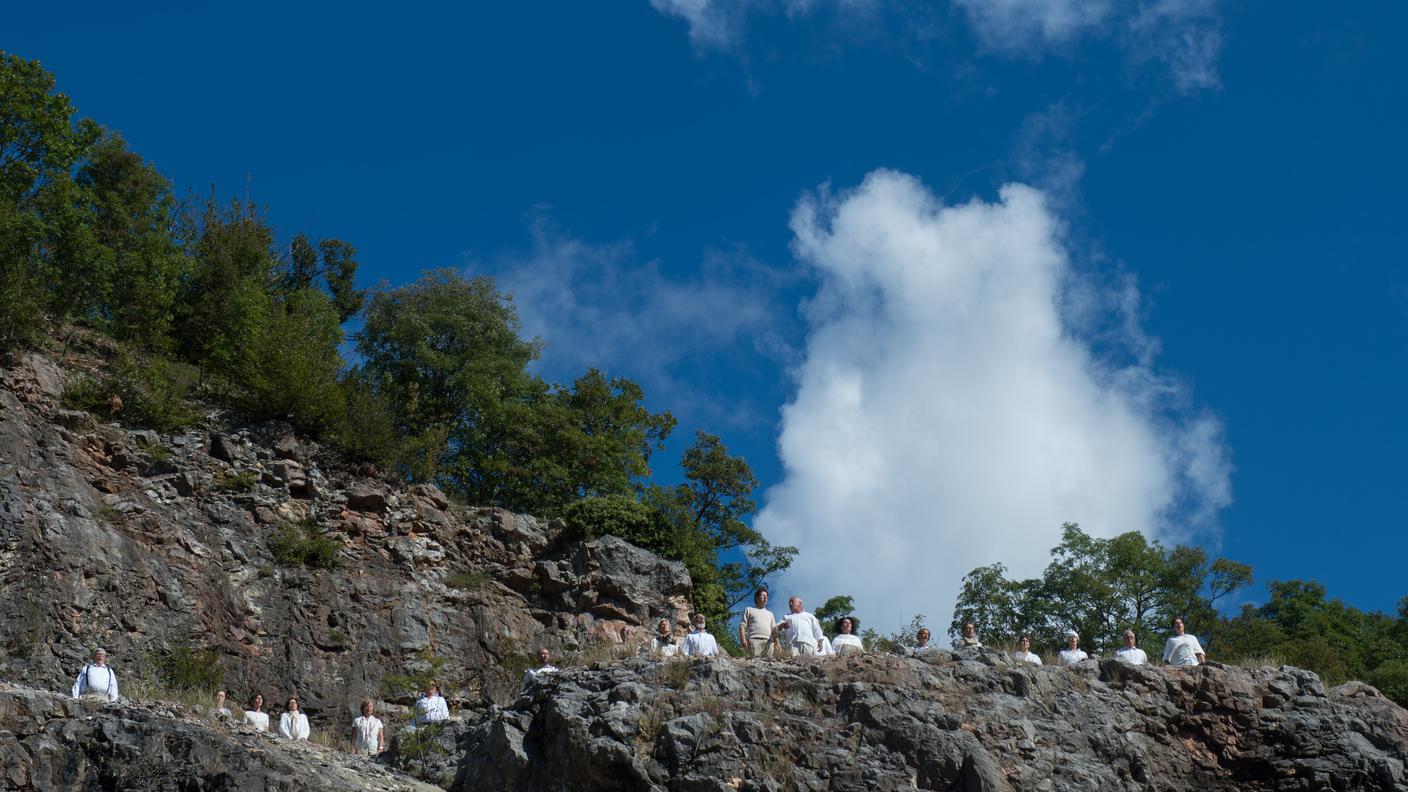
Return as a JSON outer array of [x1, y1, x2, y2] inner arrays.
[[8, 1, 1407, 632]]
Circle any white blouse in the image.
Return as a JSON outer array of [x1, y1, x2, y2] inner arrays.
[[242, 711, 269, 732]]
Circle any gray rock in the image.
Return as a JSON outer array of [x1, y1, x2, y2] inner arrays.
[[347, 486, 389, 514], [209, 432, 238, 462]]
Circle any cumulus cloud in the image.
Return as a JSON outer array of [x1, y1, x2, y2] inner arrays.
[[754, 169, 1231, 633], [482, 218, 796, 427]]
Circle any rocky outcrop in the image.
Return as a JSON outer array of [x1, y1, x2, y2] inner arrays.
[[427, 650, 1408, 792], [0, 683, 438, 791], [0, 351, 692, 720]]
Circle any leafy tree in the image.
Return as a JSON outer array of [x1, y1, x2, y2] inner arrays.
[[281, 232, 364, 322], [0, 52, 99, 347], [815, 595, 858, 637], [172, 195, 275, 378], [952, 523, 1252, 654], [244, 288, 346, 429]]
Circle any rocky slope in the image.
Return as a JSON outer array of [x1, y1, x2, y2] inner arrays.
[[393, 650, 1408, 792], [0, 682, 438, 791], [0, 349, 691, 719]]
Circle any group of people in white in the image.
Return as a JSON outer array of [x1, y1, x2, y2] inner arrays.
[[67, 599, 1206, 755], [65, 646, 562, 758], [648, 589, 1209, 671]]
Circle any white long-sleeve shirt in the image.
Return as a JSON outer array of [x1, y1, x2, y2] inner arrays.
[[1162, 634, 1205, 666], [1012, 650, 1042, 666], [1115, 647, 1149, 665], [779, 611, 824, 649], [413, 694, 450, 725], [72, 664, 119, 701], [242, 711, 270, 732], [522, 665, 559, 688], [353, 715, 384, 753], [1058, 649, 1089, 666], [682, 630, 720, 657], [279, 711, 309, 740], [832, 634, 864, 654]]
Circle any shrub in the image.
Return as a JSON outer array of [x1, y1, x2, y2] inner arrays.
[[379, 649, 448, 701], [157, 646, 222, 691], [63, 352, 200, 432], [270, 518, 342, 570], [562, 495, 671, 554], [445, 570, 490, 591], [214, 469, 259, 492]]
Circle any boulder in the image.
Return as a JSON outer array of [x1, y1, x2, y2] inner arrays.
[[346, 486, 389, 514]]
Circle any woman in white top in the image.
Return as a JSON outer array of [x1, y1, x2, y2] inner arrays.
[[212, 690, 233, 721], [1058, 631, 1089, 666], [412, 684, 450, 726], [831, 617, 864, 654], [279, 696, 310, 740], [352, 700, 385, 756], [242, 693, 270, 732]]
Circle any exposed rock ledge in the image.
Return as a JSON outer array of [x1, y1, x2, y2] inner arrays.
[[390, 650, 1408, 792], [0, 683, 437, 791]]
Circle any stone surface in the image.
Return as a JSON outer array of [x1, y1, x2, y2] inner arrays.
[[0, 683, 438, 791], [428, 653, 1408, 792]]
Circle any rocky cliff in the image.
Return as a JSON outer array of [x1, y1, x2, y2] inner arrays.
[[0, 349, 691, 719], [391, 650, 1408, 792]]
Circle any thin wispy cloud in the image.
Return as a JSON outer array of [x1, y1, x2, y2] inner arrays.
[[475, 217, 798, 429], [755, 169, 1232, 632]]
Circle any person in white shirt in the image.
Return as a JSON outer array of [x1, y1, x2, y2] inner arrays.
[[212, 690, 233, 721], [778, 597, 825, 657], [1012, 635, 1042, 666], [830, 617, 864, 654], [242, 693, 270, 732], [1115, 630, 1149, 665], [956, 622, 983, 649], [352, 700, 385, 756], [279, 696, 310, 740], [1162, 617, 1206, 667], [911, 628, 935, 655], [413, 684, 451, 725], [1058, 631, 1089, 666], [682, 614, 721, 657], [738, 589, 778, 658], [645, 618, 679, 657], [71, 648, 119, 702], [522, 648, 560, 687]]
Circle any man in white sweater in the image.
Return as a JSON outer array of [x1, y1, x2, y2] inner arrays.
[[738, 588, 778, 658], [71, 648, 119, 702], [778, 597, 824, 657]]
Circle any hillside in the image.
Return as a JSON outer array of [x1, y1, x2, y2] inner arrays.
[[3, 347, 1408, 792]]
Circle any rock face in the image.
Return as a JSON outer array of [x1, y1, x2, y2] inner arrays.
[[0, 683, 439, 791], [0, 351, 692, 720], [421, 651, 1408, 792]]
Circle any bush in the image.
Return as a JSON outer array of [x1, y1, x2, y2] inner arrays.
[[63, 352, 200, 432], [270, 518, 342, 570], [1368, 660, 1408, 706], [562, 495, 671, 554], [445, 570, 490, 591], [157, 646, 222, 691], [379, 649, 448, 701], [213, 469, 259, 492]]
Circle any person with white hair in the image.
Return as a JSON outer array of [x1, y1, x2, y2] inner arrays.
[[682, 613, 721, 657], [831, 617, 864, 655], [1115, 630, 1149, 665], [1012, 635, 1042, 666], [1058, 631, 1089, 666], [778, 597, 825, 657], [71, 648, 119, 702], [1162, 617, 1206, 667]]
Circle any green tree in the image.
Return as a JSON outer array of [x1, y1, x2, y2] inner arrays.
[[281, 232, 364, 322], [0, 52, 99, 347], [815, 595, 858, 637], [244, 288, 346, 429]]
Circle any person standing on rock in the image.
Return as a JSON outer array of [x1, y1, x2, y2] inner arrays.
[[831, 617, 864, 654], [1058, 631, 1089, 666], [956, 622, 983, 649], [911, 628, 934, 655], [243, 693, 270, 732], [647, 618, 679, 657], [413, 684, 451, 724], [778, 597, 825, 657], [739, 588, 778, 659], [1012, 635, 1042, 665], [1161, 617, 1206, 667], [71, 648, 119, 702], [352, 700, 385, 756], [279, 696, 310, 740], [212, 690, 233, 721], [522, 648, 560, 687], [682, 613, 721, 657], [1115, 630, 1149, 665]]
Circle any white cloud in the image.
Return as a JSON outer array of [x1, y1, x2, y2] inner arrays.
[[956, 0, 1222, 92], [649, 0, 879, 51], [481, 218, 796, 428], [755, 169, 1231, 633]]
